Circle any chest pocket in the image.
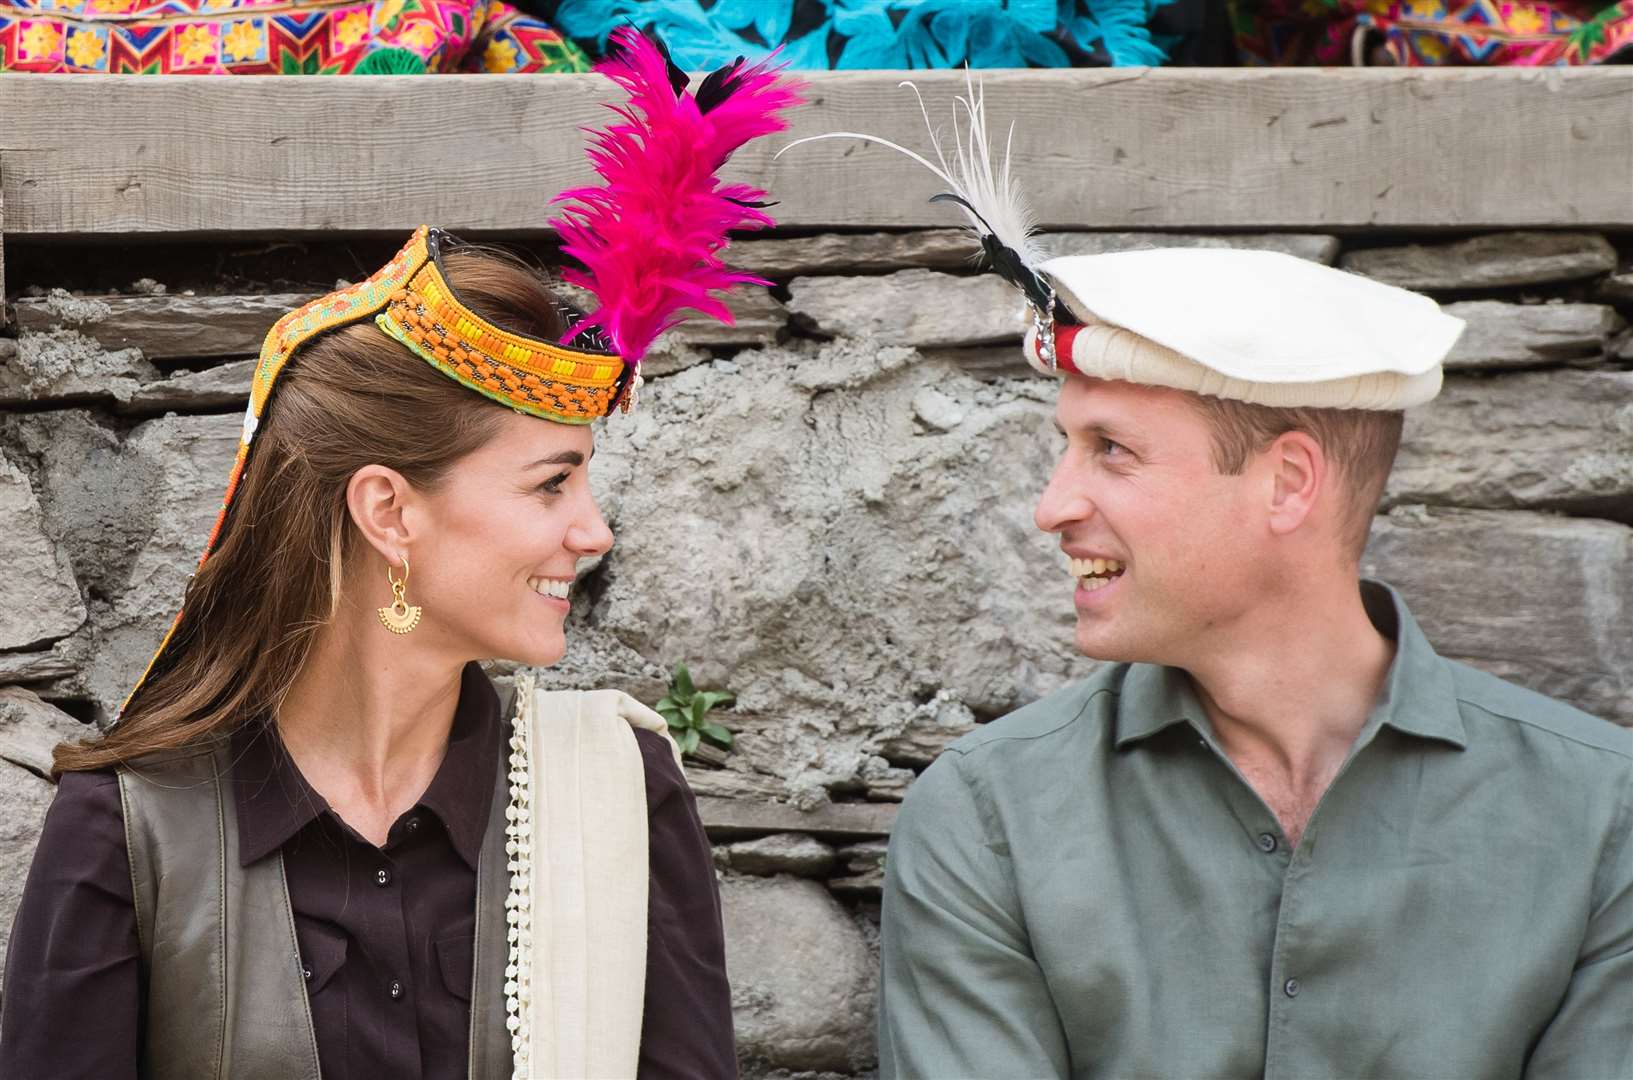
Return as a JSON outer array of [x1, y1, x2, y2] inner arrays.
[[435, 935, 474, 1003], [298, 921, 349, 994]]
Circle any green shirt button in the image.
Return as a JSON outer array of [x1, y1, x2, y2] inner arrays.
[[1257, 832, 1279, 854], [1284, 978, 1301, 998]]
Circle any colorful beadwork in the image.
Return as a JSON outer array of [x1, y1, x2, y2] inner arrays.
[[0, 0, 590, 74], [377, 260, 625, 426]]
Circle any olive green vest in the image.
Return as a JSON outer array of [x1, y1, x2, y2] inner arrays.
[[117, 736, 513, 1079]]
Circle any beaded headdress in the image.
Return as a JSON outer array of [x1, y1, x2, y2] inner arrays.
[[120, 27, 802, 715]]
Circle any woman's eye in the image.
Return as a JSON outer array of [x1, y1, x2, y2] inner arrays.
[[539, 471, 570, 495]]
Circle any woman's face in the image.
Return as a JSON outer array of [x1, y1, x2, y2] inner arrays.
[[404, 409, 613, 668]]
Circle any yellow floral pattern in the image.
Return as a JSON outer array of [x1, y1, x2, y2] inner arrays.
[[174, 22, 214, 63], [221, 17, 261, 58], [20, 21, 61, 57], [335, 9, 368, 46], [1, 0, 594, 74], [66, 25, 103, 65], [482, 35, 515, 70]]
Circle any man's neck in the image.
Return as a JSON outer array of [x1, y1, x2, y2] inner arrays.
[[1181, 579, 1396, 846]]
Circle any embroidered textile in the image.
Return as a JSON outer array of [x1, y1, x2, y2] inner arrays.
[[1231, 0, 1633, 64], [0, 0, 590, 73]]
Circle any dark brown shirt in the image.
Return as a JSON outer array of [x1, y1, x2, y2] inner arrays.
[[0, 664, 735, 1079]]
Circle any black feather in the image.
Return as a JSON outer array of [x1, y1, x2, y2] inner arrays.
[[696, 56, 747, 114], [612, 24, 690, 96], [930, 192, 1055, 315]]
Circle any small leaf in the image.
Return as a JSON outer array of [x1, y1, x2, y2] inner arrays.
[[699, 722, 734, 748], [696, 690, 736, 711], [672, 663, 696, 699], [679, 729, 701, 755], [690, 697, 708, 725]]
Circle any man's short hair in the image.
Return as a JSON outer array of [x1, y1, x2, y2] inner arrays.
[[1184, 397, 1405, 557]]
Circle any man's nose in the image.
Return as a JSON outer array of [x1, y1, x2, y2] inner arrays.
[[1035, 457, 1094, 535]]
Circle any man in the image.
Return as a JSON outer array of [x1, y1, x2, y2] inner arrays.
[[877, 248, 1633, 1079]]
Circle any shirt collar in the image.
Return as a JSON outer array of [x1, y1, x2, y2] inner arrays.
[[1114, 580, 1467, 752], [232, 661, 503, 868]]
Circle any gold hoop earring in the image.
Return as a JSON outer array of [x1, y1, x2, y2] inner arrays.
[[378, 555, 422, 635]]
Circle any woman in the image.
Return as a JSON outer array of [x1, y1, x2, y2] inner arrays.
[[0, 31, 800, 1079]]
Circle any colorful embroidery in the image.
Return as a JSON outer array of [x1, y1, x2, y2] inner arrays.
[[0, 0, 590, 72], [1232, 0, 1633, 63]]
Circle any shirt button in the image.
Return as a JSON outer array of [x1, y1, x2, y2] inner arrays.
[[375, 867, 392, 887], [301, 964, 312, 982], [1284, 978, 1301, 998], [1257, 832, 1279, 854], [405, 816, 420, 834], [389, 979, 404, 1000]]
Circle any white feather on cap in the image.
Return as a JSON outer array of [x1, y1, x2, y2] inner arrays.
[[1024, 248, 1465, 410]]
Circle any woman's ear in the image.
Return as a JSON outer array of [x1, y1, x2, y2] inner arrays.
[[1264, 430, 1325, 539], [346, 465, 416, 563]]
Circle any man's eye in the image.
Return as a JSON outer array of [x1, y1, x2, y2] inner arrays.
[[540, 471, 569, 495], [1101, 438, 1127, 457]]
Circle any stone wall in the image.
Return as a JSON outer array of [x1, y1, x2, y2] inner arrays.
[[1, 228, 1630, 1077]]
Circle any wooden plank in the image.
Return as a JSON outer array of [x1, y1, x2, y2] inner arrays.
[[696, 795, 897, 841], [2, 69, 1631, 234]]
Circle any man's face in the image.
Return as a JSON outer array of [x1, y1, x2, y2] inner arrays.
[[1034, 376, 1270, 666]]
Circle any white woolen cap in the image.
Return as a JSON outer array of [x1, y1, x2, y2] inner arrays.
[[1021, 248, 1464, 410]]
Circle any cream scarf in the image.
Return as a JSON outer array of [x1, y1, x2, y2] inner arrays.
[[503, 672, 681, 1079]]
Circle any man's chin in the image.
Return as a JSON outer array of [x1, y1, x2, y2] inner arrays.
[[1073, 620, 1145, 664]]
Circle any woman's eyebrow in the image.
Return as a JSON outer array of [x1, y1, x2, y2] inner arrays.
[[524, 450, 586, 469]]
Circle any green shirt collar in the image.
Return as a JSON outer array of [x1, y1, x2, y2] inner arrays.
[[1114, 581, 1468, 751]]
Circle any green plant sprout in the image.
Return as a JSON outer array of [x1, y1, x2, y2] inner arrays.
[[654, 663, 736, 756]]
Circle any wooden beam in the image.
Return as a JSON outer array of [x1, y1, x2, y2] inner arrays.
[[1, 69, 1630, 235], [696, 795, 897, 841]]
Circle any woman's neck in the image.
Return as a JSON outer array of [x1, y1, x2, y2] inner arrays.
[[274, 593, 467, 846]]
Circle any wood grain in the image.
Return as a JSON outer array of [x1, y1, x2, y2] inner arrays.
[[2, 69, 1630, 234]]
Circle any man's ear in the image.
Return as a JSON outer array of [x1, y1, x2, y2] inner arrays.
[[346, 465, 416, 563], [1264, 431, 1325, 538]]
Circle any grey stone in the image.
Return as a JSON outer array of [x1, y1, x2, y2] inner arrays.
[[723, 875, 875, 1073], [567, 340, 1080, 805], [697, 797, 898, 841], [830, 840, 887, 896], [1595, 271, 1633, 305], [1, 411, 239, 718], [874, 689, 979, 769], [1388, 370, 1633, 522], [0, 761, 54, 974], [0, 453, 86, 651], [0, 647, 77, 684], [911, 386, 964, 431], [1363, 507, 1633, 725], [0, 686, 86, 778], [729, 230, 978, 277], [786, 270, 1023, 347], [124, 358, 255, 413], [1341, 232, 1618, 290], [0, 328, 156, 405], [1037, 231, 1341, 265], [12, 292, 314, 360], [1441, 301, 1623, 369], [724, 833, 837, 878], [858, 756, 914, 802]]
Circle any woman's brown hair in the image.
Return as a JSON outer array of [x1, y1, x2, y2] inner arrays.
[[54, 247, 565, 775]]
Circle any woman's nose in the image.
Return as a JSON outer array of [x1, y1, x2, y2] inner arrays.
[[568, 494, 615, 557]]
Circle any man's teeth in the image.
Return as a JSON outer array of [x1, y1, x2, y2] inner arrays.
[[529, 577, 571, 600], [1068, 557, 1125, 581]]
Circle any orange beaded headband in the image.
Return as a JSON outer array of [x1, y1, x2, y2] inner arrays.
[[120, 226, 630, 714]]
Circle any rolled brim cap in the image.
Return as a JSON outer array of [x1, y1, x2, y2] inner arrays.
[[1023, 248, 1465, 410]]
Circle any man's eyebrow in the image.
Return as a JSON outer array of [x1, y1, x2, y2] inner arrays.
[[524, 450, 586, 469]]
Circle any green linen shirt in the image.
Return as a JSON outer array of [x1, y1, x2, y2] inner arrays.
[[879, 583, 1633, 1080]]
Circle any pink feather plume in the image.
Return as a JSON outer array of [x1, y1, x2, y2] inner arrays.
[[552, 28, 804, 372]]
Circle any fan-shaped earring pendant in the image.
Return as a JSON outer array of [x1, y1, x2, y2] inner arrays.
[[379, 556, 421, 634], [378, 597, 422, 634]]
